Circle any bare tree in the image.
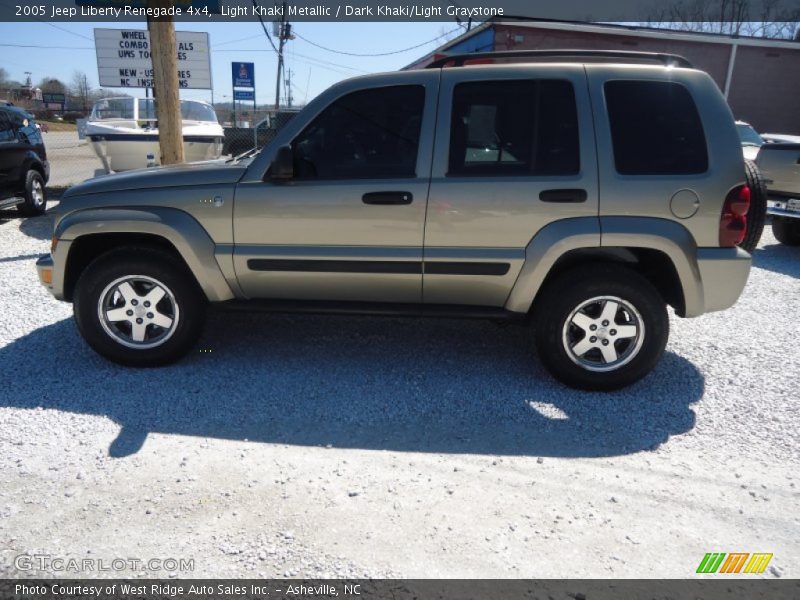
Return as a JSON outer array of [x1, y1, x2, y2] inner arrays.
[[647, 0, 800, 38], [71, 71, 92, 112], [38, 78, 67, 94]]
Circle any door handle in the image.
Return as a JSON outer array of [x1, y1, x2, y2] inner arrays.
[[539, 188, 588, 203], [362, 191, 413, 205]]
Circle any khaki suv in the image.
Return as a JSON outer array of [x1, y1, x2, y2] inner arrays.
[[37, 51, 752, 390]]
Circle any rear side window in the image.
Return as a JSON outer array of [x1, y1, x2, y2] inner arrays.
[[448, 79, 579, 176], [605, 80, 708, 175]]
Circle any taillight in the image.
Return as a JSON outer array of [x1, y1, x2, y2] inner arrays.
[[719, 185, 750, 247]]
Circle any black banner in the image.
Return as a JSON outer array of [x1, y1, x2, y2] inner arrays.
[[2, 0, 800, 22], [3, 580, 800, 600]]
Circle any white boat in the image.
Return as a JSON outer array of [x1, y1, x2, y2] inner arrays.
[[86, 97, 224, 172]]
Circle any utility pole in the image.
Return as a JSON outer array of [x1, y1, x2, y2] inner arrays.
[[274, 0, 287, 110], [146, 0, 184, 165]]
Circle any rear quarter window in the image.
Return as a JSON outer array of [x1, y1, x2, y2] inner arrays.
[[604, 80, 708, 175]]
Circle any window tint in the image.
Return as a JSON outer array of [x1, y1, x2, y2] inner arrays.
[[291, 85, 424, 180], [448, 79, 579, 177], [0, 112, 13, 142], [605, 81, 708, 175]]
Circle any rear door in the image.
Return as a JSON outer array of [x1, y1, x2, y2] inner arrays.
[[0, 110, 23, 191], [424, 65, 598, 306]]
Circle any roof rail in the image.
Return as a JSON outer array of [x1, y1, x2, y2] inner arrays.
[[425, 50, 693, 69]]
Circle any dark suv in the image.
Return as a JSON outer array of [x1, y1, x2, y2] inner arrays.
[[0, 106, 49, 215]]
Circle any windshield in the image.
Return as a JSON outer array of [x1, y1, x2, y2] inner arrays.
[[737, 123, 763, 146], [90, 98, 135, 120], [137, 99, 218, 122]]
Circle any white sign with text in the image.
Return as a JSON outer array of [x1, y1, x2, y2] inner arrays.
[[94, 28, 211, 89]]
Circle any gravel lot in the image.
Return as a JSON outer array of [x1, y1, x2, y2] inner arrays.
[[0, 204, 798, 579]]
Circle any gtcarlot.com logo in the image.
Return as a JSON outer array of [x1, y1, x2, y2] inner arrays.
[[696, 552, 773, 574], [14, 554, 195, 573]]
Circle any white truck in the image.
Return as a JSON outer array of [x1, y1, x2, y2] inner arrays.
[[756, 143, 800, 245]]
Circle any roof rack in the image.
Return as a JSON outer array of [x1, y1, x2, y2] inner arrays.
[[425, 50, 693, 69]]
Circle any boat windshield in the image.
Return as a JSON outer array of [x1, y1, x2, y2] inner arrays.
[[737, 123, 763, 147], [137, 99, 219, 122], [90, 98, 135, 120]]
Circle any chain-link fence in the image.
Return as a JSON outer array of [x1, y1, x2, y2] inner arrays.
[[36, 108, 300, 190]]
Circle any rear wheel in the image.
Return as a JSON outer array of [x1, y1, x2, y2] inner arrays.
[[772, 216, 800, 246], [533, 264, 669, 391], [739, 159, 766, 252], [16, 170, 47, 216], [73, 248, 205, 366]]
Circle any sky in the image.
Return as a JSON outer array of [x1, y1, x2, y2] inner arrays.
[[0, 21, 464, 106]]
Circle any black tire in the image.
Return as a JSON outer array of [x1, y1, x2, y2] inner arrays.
[[73, 247, 206, 367], [16, 169, 47, 217], [772, 216, 800, 246], [739, 159, 767, 253], [533, 264, 669, 391]]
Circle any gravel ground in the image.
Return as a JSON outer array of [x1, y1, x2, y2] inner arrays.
[[0, 205, 798, 579]]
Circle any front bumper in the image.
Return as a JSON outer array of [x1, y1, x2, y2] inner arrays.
[[695, 247, 751, 315], [36, 254, 55, 291], [767, 197, 800, 220]]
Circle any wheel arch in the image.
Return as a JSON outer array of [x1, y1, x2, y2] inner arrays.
[[505, 217, 703, 317], [56, 207, 236, 303]]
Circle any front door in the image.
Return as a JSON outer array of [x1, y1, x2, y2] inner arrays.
[[233, 72, 439, 303]]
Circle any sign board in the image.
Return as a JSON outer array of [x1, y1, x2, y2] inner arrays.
[[234, 90, 255, 101], [42, 93, 66, 104], [94, 28, 211, 89], [232, 62, 254, 89]]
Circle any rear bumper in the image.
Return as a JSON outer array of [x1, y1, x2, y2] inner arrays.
[[767, 197, 800, 220], [695, 247, 751, 315]]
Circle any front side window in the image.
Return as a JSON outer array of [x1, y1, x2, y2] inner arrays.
[[0, 113, 14, 142], [291, 85, 424, 180], [448, 79, 580, 177], [605, 80, 708, 175]]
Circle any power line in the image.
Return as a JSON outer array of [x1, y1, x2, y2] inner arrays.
[[251, 0, 279, 53], [43, 22, 94, 41], [212, 33, 265, 48], [0, 43, 93, 49], [293, 27, 461, 57]]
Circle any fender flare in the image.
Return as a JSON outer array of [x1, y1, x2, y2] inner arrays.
[[56, 206, 235, 302], [505, 216, 704, 317]]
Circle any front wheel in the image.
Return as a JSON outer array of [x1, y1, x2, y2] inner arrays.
[[533, 265, 669, 391], [16, 170, 47, 216], [772, 216, 800, 246], [73, 248, 205, 366]]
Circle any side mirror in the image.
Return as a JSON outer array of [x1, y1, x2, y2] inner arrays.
[[269, 145, 294, 180]]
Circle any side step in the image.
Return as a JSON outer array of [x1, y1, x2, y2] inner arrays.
[[0, 196, 23, 210], [214, 299, 526, 321]]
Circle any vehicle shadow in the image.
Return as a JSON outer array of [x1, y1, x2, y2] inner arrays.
[[752, 241, 800, 278], [1, 313, 703, 459], [17, 212, 54, 241]]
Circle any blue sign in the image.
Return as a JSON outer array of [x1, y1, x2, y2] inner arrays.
[[232, 62, 255, 89], [234, 90, 254, 101]]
